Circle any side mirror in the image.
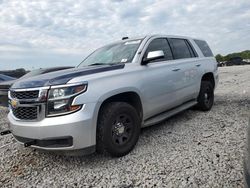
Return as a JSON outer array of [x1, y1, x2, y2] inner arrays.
[[142, 50, 165, 65]]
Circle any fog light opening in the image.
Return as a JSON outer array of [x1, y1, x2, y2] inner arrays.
[[69, 105, 82, 112]]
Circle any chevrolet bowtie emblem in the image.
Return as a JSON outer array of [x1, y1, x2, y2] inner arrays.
[[11, 99, 19, 109]]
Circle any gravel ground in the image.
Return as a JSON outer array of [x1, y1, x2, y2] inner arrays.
[[0, 65, 249, 187]]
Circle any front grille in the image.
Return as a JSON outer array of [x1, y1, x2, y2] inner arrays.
[[12, 106, 38, 120], [11, 90, 39, 100]]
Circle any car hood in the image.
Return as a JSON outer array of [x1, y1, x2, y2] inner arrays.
[[0, 80, 16, 90], [11, 64, 125, 89]]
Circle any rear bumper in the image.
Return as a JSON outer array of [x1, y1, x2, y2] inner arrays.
[[214, 71, 219, 89], [8, 102, 99, 153]]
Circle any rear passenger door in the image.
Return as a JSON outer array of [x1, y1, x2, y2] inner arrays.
[[167, 38, 200, 103]]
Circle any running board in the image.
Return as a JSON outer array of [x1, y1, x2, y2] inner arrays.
[[143, 100, 197, 127]]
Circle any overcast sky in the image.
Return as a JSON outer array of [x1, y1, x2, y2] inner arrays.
[[0, 0, 250, 70]]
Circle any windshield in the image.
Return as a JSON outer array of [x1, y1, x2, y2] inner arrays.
[[78, 39, 141, 67]]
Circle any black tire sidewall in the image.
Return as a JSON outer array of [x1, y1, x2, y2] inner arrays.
[[198, 81, 214, 111], [98, 102, 140, 157]]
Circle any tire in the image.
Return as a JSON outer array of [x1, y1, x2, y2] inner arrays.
[[96, 102, 141, 157], [196, 81, 214, 111]]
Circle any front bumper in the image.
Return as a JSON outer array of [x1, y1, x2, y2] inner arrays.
[[8, 102, 98, 153], [13, 135, 73, 148]]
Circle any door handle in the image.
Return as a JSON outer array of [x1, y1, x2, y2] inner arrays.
[[172, 68, 181, 71], [195, 64, 201, 67]]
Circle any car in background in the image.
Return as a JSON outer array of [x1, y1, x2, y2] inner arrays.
[[0, 74, 16, 83], [0, 66, 74, 107], [244, 118, 250, 187]]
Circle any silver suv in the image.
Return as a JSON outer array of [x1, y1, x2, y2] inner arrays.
[[6, 35, 218, 157]]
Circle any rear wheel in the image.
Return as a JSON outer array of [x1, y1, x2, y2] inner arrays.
[[196, 81, 214, 111], [97, 102, 140, 157]]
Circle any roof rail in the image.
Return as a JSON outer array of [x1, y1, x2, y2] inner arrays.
[[122, 37, 129, 40]]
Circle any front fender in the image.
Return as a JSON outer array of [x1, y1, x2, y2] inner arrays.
[[97, 87, 144, 103]]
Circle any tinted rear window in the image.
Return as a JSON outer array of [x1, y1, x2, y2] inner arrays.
[[194, 40, 213, 57], [168, 38, 193, 59]]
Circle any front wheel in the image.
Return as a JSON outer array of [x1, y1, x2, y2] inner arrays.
[[96, 102, 141, 157], [196, 81, 214, 111]]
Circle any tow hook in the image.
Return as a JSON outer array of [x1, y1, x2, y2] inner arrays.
[[0, 130, 11, 136], [24, 140, 36, 147]]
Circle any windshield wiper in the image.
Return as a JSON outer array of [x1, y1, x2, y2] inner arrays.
[[88, 63, 108, 66], [88, 62, 121, 66]]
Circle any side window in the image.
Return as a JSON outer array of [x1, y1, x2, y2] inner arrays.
[[194, 40, 213, 57], [168, 38, 192, 59], [185, 40, 198, 57], [144, 38, 173, 62]]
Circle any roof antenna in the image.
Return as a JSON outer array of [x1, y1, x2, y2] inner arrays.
[[122, 37, 129, 40]]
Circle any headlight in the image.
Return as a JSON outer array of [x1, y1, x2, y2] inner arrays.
[[47, 83, 87, 117]]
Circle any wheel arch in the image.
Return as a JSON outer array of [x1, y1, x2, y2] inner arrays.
[[97, 91, 144, 122], [201, 72, 215, 89]]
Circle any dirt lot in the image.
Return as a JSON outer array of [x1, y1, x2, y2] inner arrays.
[[0, 65, 249, 187]]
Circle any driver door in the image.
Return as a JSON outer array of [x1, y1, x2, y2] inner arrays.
[[140, 38, 183, 119]]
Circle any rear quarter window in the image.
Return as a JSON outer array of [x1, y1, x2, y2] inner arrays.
[[194, 40, 214, 57]]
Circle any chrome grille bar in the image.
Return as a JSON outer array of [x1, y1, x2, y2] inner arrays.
[[9, 87, 49, 121]]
